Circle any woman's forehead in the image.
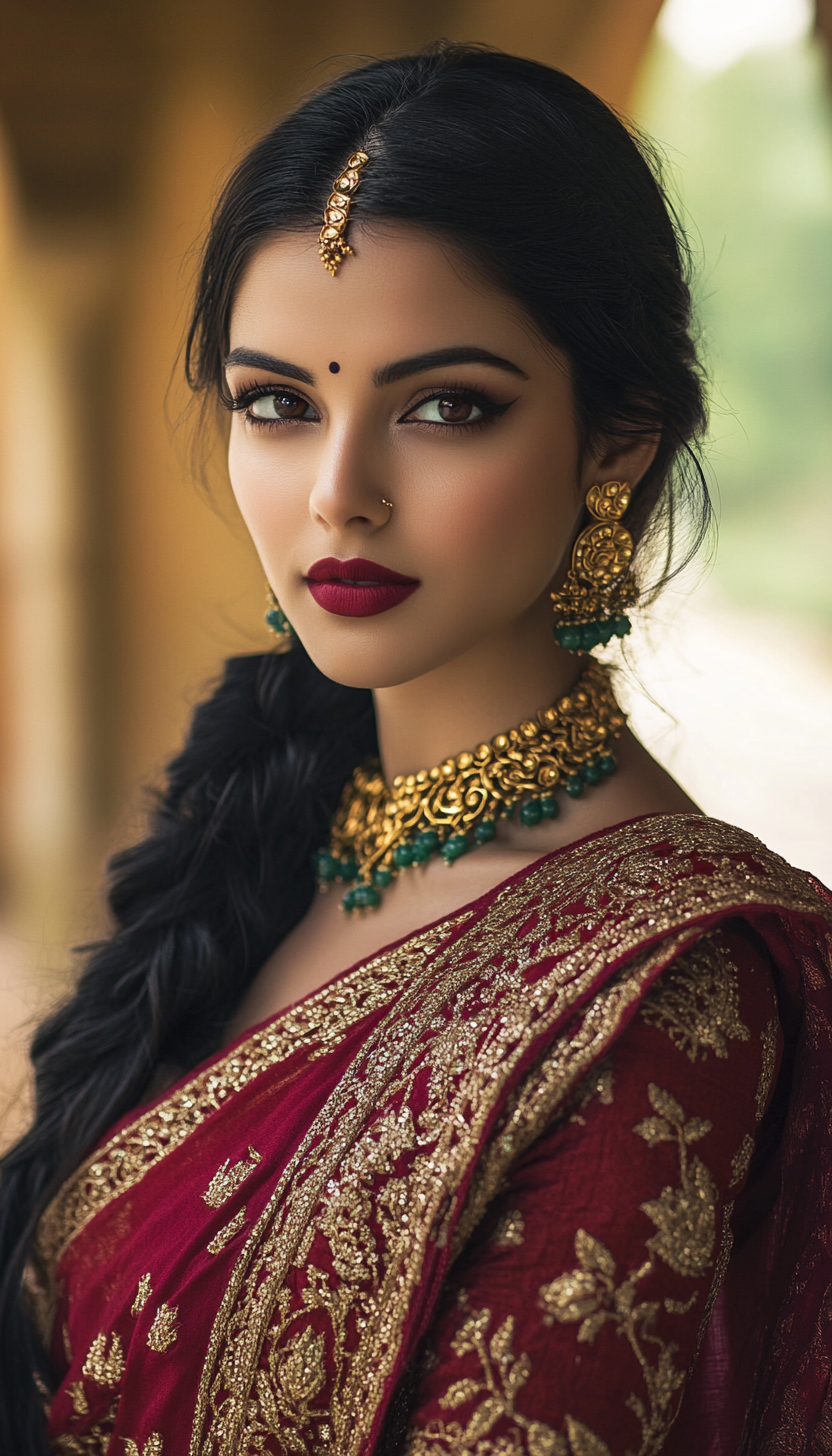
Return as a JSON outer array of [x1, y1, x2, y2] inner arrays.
[[229, 225, 558, 376]]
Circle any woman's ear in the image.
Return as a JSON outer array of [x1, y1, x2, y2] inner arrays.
[[580, 434, 659, 496]]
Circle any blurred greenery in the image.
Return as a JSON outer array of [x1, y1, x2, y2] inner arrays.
[[637, 37, 832, 621]]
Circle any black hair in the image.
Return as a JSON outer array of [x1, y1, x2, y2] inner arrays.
[[0, 43, 708, 1450]]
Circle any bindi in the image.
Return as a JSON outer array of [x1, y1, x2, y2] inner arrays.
[[329, 361, 340, 374]]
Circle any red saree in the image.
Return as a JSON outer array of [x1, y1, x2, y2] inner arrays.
[[34, 813, 832, 1456]]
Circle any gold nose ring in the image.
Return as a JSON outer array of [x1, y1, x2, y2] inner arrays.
[[381, 497, 393, 513]]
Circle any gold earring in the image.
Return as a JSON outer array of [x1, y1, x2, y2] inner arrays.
[[550, 480, 637, 652], [264, 587, 295, 654]]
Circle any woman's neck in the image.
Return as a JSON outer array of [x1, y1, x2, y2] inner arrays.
[[373, 595, 581, 781]]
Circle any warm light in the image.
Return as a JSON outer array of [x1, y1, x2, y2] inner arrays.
[[658, 0, 812, 73]]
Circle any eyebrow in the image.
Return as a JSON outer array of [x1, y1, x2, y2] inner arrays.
[[374, 346, 528, 387], [224, 348, 315, 385], [223, 344, 529, 390]]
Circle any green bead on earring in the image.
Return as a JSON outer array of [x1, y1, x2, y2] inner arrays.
[[554, 616, 631, 652], [265, 587, 295, 654], [550, 479, 638, 655]]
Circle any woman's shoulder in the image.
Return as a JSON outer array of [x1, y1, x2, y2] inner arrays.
[[510, 811, 832, 937]]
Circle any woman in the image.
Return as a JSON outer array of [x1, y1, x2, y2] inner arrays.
[[1, 44, 831, 1456]]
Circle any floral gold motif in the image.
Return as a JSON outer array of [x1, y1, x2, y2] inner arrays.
[[634, 1084, 716, 1279], [406, 1298, 609, 1455], [81, 1332, 124, 1388], [729, 1134, 755, 1190], [123, 1437, 164, 1456], [229, 954, 664, 1456], [319, 151, 369, 276], [535, 1080, 719, 1455], [54, 1400, 118, 1455], [573, 522, 633, 588], [67, 1381, 89, 1416], [203, 1146, 262, 1209], [147, 1303, 179, 1353], [756, 1017, 779, 1121], [538, 1227, 687, 1456], [131, 1272, 152, 1317], [242, 1317, 330, 1452], [407, 1304, 614, 1450], [207, 1206, 248, 1256], [196, 904, 665, 1454], [491, 1210, 526, 1249], [640, 933, 751, 1061]]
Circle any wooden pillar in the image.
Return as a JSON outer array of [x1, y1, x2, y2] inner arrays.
[[0, 120, 100, 1141], [112, 70, 266, 814], [0, 132, 90, 959]]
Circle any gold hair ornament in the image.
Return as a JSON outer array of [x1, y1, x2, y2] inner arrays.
[[316, 660, 624, 911], [550, 480, 638, 653], [319, 150, 370, 277]]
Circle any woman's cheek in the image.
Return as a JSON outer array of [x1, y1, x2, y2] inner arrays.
[[229, 432, 303, 538], [228, 428, 264, 526], [440, 453, 561, 567]]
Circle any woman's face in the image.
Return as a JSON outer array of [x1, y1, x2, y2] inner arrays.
[[227, 225, 637, 689]]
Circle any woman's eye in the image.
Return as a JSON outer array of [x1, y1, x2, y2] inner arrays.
[[248, 392, 314, 421], [410, 396, 484, 425]]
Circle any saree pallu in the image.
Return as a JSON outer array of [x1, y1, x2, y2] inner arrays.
[[34, 814, 832, 1456]]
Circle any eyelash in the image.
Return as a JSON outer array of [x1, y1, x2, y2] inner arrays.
[[227, 380, 514, 432], [399, 385, 513, 432], [227, 381, 316, 429]]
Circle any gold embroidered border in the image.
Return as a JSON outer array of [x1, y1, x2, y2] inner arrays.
[[38, 921, 460, 1276], [449, 941, 680, 1262], [191, 814, 829, 1456]]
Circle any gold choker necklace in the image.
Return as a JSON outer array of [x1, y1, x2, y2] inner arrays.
[[317, 661, 625, 912]]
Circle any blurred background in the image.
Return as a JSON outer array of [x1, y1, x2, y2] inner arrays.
[[1, 0, 831, 1138]]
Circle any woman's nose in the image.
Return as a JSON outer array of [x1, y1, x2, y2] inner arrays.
[[308, 422, 392, 533]]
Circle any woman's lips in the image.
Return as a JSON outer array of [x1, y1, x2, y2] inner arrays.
[[305, 557, 420, 618]]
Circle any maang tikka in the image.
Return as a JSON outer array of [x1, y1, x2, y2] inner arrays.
[[319, 150, 370, 277], [550, 479, 638, 653]]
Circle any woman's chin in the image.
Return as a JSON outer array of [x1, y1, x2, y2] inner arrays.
[[296, 630, 461, 692]]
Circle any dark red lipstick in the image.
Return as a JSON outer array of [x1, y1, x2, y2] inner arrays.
[[305, 557, 420, 617]]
